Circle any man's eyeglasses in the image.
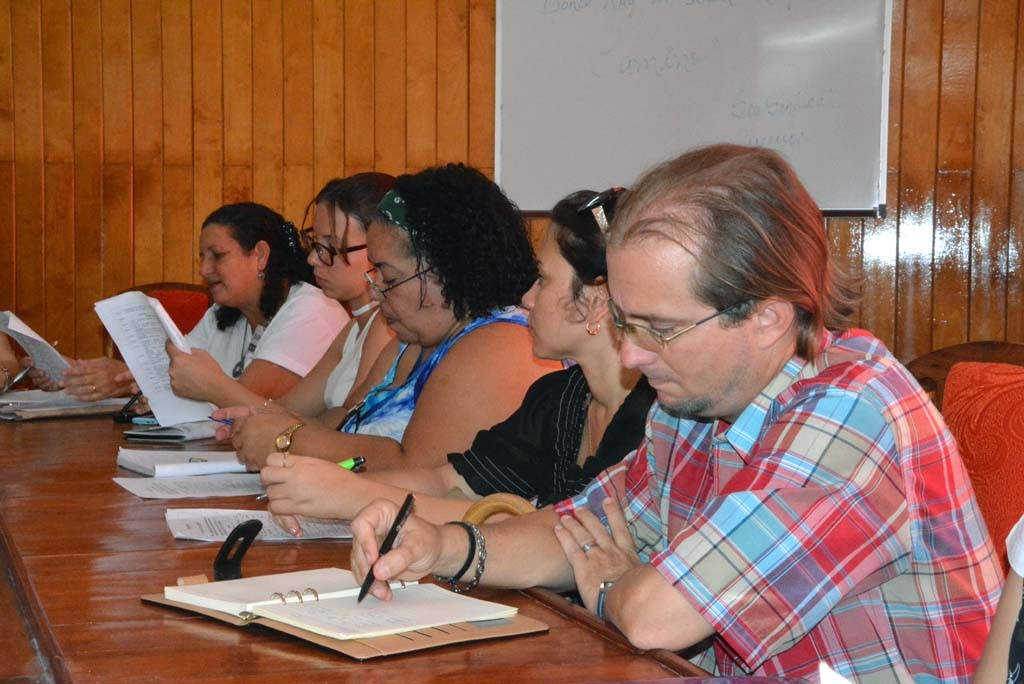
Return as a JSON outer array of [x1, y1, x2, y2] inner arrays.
[[301, 228, 367, 267], [364, 267, 430, 299], [607, 298, 739, 351]]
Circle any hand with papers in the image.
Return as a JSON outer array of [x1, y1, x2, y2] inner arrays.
[[166, 341, 229, 402]]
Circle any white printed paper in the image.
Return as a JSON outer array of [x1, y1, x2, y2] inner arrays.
[[0, 311, 70, 383], [94, 292, 212, 426], [165, 509, 352, 541], [117, 448, 245, 477], [113, 473, 262, 499]]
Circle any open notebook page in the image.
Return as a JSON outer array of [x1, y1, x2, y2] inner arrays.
[[253, 583, 517, 640]]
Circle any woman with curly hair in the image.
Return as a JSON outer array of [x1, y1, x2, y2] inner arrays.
[[218, 164, 560, 471], [257, 189, 656, 536]]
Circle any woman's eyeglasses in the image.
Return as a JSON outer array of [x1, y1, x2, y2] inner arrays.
[[301, 228, 366, 267], [364, 267, 430, 299]]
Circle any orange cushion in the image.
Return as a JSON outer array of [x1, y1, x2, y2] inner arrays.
[[943, 361, 1024, 573], [148, 290, 209, 335]]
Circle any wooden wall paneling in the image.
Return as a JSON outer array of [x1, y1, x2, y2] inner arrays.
[[931, 0, 979, 350], [71, 0, 104, 357], [223, 0, 253, 203], [859, 0, 905, 354], [894, 0, 942, 360], [11, 1, 44, 332], [467, 0, 493, 175], [132, 0, 165, 287], [374, 0, 406, 176], [406, 0, 437, 172], [191, 0, 223, 247], [969, 0, 1018, 341], [344, 0, 374, 174], [862, 175, 900, 350], [252, 0, 284, 211], [527, 216, 548, 254], [437, 0, 468, 163], [283, 0, 314, 223], [825, 219, 864, 326], [161, 0, 194, 283], [41, 0, 75, 352], [101, 0, 134, 300], [0, 0, 13, 310], [1007, 1, 1024, 342], [312, 0, 344, 192]]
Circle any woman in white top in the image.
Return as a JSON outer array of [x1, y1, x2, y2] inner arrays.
[[32, 202, 347, 406], [218, 174, 395, 425]]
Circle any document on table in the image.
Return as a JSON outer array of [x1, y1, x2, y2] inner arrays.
[[113, 473, 262, 499], [94, 291, 212, 426], [165, 509, 352, 541], [0, 311, 69, 383], [117, 448, 245, 477], [0, 390, 126, 420]]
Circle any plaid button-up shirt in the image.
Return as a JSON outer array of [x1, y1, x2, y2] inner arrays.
[[556, 329, 1001, 682]]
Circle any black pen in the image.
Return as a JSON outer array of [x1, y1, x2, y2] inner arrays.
[[121, 391, 143, 413], [357, 493, 415, 603]]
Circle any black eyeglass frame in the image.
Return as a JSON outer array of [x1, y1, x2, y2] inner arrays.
[[364, 267, 431, 299], [301, 227, 367, 267]]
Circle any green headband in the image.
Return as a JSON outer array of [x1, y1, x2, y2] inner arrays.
[[377, 190, 410, 231]]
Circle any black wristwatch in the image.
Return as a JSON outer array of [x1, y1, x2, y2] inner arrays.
[[596, 580, 615, 620]]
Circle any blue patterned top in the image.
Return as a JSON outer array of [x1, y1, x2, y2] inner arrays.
[[339, 307, 528, 441]]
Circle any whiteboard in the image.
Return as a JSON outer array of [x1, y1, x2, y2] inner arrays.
[[496, 0, 891, 215]]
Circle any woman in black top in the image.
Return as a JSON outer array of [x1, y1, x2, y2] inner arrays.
[[261, 189, 655, 531]]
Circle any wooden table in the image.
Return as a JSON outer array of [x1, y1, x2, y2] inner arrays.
[[0, 417, 704, 683]]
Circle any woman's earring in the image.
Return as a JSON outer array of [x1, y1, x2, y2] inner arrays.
[[585, 321, 601, 336], [258, 270, 266, 280]]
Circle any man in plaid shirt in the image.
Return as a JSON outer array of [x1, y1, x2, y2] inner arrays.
[[351, 145, 1002, 682]]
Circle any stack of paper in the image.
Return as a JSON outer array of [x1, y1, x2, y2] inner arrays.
[[117, 448, 245, 477], [0, 389, 125, 420]]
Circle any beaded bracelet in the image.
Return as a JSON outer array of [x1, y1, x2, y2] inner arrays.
[[434, 521, 487, 593]]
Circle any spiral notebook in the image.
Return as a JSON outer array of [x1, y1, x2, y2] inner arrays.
[[144, 567, 547, 659]]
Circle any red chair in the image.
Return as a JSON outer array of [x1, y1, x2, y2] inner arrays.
[[907, 342, 1024, 573], [104, 282, 211, 358], [941, 361, 1024, 573]]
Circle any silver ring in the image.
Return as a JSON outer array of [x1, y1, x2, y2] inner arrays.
[[281, 452, 289, 467], [581, 541, 596, 554]]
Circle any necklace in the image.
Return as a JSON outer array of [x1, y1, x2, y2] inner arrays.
[[232, 324, 265, 378], [350, 301, 378, 317]]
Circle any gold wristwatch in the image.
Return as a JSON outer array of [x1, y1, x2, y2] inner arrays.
[[274, 422, 306, 454]]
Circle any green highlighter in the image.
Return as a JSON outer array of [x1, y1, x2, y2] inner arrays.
[[338, 456, 366, 471]]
